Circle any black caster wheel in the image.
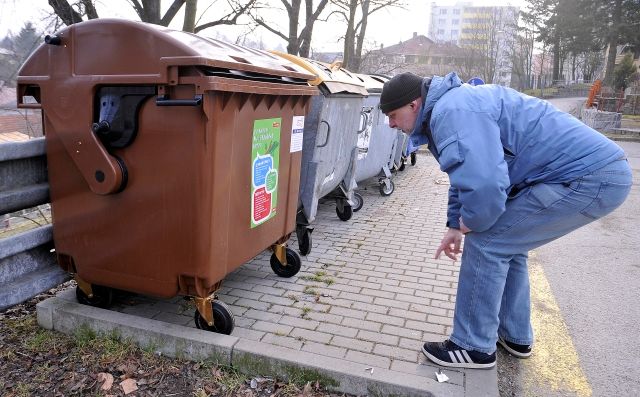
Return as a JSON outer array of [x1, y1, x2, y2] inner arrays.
[[336, 202, 353, 221], [411, 152, 417, 166], [194, 300, 235, 335], [379, 180, 395, 196], [352, 192, 364, 212], [270, 248, 302, 278], [75, 284, 113, 308], [298, 229, 312, 256], [399, 158, 406, 171]]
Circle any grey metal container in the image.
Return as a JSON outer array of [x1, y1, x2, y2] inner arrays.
[[352, 74, 399, 211], [271, 53, 368, 255], [394, 132, 409, 171]]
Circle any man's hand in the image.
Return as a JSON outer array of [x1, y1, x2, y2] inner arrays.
[[434, 228, 464, 261]]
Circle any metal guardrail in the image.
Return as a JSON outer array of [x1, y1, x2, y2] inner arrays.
[[0, 138, 69, 311]]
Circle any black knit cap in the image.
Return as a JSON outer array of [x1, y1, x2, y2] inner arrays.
[[379, 72, 424, 114]]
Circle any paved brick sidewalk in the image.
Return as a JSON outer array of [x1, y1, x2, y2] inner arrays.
[[40, 152, 497, 396]]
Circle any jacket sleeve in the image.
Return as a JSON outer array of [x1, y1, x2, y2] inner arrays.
[[446, 186, 461, 229], [432, 110, 510, 232]]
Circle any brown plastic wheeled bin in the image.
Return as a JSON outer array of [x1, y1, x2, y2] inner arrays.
[[16, 19, 317, 334]]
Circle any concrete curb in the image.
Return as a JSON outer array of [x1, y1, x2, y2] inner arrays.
[[37, 289, 497, 397]]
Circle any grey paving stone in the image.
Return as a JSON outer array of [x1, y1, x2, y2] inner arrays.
[[290, 328, 332, 344], [344, 349, 391, 369], [373, 343, 420, 362], [232, 326, 265, 341], [301, 340, 347, 359]]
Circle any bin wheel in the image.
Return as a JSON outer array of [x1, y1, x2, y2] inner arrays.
[[336, 203, 353, 221], [399, 159, 406, 171], [270, 248, 302, 278], [411, 152, 417, 166], [75, 284, 113, 308], [299, 230, 312, 256], [379, 180, 395, 196], [352, 192, 364, 212], [194, 300, 235, 335]]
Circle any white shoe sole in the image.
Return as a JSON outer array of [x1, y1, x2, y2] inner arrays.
[[497, 337, 532, 358]]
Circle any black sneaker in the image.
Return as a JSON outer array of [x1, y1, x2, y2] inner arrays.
[[422, 340, 496, 369], [497, 336, 532, 358]]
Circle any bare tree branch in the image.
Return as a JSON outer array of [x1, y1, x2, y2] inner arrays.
[[47, 0, 83, 25], [80, 0, 99, 19], [161, 0, 187, 26], [195, 0, 258, 33]]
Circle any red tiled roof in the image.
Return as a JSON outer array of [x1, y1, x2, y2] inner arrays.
[[375, 35, 463, 57]]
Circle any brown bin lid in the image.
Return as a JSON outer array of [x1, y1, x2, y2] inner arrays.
[[18, 18, 315, 84]]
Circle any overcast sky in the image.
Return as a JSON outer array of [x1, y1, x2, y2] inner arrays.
[[0, 0, 527, 52]]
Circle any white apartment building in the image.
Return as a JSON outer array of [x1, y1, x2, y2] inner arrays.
[[428, 2, 471, 44], [429, 2, 519, 87]]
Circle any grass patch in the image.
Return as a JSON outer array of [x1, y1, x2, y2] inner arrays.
[[303, 286, 318, 295], [25, 328, 58, 351], [301, 306, 311, 318], [300, 271, 335, 287]]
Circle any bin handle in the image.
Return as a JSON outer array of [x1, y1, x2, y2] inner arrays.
[[357, 110, 370, 134], [317, 120, 331, 148], [156, 94, 203, 106]]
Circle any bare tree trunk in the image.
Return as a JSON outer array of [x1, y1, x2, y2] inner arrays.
[[604, 0, 622, 86], [342, 0, 357, 69], [353, 0, 369, 72], [552, 33, 560, 81], [140, 0, 161, 24], [182, 0, 197, 32]]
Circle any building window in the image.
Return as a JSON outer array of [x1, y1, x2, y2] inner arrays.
[[454, 9, 461, 15], [451, 29, 458, 36], [438, 18, 446, 24], [440, 9, 447, 14], [437, 29, 445, 35], [452, 19, 459, 25]]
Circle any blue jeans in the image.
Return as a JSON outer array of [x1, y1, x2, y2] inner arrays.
[[450, 159, 633, 353]]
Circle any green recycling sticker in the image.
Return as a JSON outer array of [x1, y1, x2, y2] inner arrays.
[[251, 118, 281, 228]]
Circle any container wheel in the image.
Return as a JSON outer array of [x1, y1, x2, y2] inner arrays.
[[194, 300, 235, 335], [336, 202, 353, 221], [270, 248, 302, 278], [379, 180, 395, 196], [411, 152, 417, 166], [298, 230, 312, 256], [399, 158, 406, 171], [352, 192, 364, 212], [75, 284, 113, 308]]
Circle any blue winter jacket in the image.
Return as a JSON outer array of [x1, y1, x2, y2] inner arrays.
[[410, 72, 624, 232]]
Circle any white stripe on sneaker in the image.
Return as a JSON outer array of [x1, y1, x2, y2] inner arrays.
[[448, 351, 459, 363], [461, 350, 473, 363], [454, 350, 466, 363]]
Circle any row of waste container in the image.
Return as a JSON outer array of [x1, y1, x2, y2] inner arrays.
[[16, 19, 420, 334]]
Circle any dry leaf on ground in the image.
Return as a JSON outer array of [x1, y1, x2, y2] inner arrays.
[[120, 378, 138, 395], [97, 372, 114, 391]]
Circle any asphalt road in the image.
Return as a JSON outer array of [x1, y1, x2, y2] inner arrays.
[[498, 98, 640, 396]]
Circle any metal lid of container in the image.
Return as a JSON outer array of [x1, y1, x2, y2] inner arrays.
[[354, 73, 389, 93], [270, 51, 368, 96]]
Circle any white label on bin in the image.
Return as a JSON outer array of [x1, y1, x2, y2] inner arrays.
[[290, 115, 304, 152]]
